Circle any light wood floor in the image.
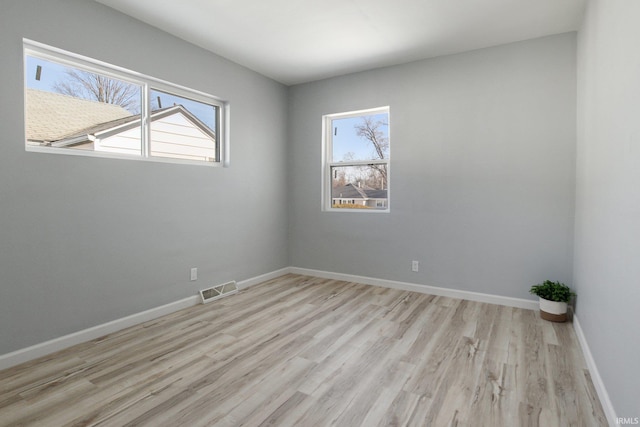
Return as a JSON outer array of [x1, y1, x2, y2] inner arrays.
[[0, 274, 607, 426]]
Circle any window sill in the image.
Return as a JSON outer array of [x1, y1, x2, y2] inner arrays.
[[25, 145, 227, 167], [323, 207, 390, 214]]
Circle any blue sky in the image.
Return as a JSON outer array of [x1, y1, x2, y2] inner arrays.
[[26, 56, 67, 92], [25, 55, 216, 130], [331, 113, 389, 162]]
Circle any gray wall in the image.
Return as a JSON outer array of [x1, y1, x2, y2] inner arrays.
[[0, 0, 289, 354], [575, 0, 640, 417], [289, 34, 577, 300]]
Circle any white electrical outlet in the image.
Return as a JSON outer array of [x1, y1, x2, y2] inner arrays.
[[412, 260, 419, 272], [190, 267, 198, 281]]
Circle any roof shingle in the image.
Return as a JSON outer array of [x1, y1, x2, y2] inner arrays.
[[25, 89, 133, 142], [332, 183, 387, 199]]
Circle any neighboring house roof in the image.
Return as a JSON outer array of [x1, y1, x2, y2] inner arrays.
[[25, 88, 133, 142], [332, 183, 387, 199], [52, 105, 215, 148], [26, 89, 216, 152]]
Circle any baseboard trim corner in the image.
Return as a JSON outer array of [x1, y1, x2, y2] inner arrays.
[[289, 267, 538, 310], [573, 315, 617, 427]]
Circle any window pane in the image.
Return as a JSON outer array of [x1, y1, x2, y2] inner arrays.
[[331, 164, 388, 209], [331, 112, 389, 162], [149, 89, 217, 162], [25, 55, 142, 155]]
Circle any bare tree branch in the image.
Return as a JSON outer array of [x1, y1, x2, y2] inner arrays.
[[354, 116, 389, 184], [53, 69, 139, 113]]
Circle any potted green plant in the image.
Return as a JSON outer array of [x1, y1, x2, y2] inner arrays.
[[529, 280, 576, 322]]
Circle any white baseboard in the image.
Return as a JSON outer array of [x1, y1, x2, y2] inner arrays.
[[0, 267, 292, 372], [573, 315, 617, 427], [289, 267, 539, 310], [0, 295, 200, 372]]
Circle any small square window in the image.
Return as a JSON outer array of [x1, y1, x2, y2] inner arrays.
[[323, 107, 390, 212]]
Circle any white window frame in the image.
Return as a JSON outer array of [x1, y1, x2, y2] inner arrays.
[[23, 39, 229, 167], [322, 106, 390, 213]]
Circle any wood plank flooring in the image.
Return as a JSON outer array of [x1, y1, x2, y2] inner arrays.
[[0, 274, 607, 426]]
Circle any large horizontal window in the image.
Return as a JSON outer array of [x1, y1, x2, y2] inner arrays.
[[24, 40, 226, 165], [322, 107, 390, 212]]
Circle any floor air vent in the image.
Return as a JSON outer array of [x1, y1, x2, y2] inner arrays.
[[199, 281, 238, 304]]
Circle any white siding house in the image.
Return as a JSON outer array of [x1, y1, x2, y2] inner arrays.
[[92, 107, 217, 162]]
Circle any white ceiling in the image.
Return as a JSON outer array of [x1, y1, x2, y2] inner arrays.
[[95, 0, 586, 86]]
